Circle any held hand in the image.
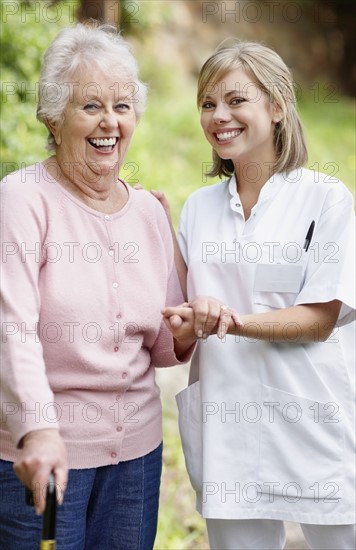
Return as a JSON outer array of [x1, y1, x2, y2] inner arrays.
[[188, 296, 243, 339], [14, 428, 68, 515], [161, 303, 196, 345]]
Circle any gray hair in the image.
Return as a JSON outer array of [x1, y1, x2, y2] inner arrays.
[[197, 41, 308, 178], [37, 22, 147, 152]]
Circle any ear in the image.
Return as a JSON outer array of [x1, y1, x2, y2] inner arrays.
[[45, 117, 62, 146], [272, 102, 284, 124]]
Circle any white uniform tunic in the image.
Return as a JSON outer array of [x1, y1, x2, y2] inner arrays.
[[176, 169, 355, 524]]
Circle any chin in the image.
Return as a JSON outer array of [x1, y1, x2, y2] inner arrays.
[[95, 161, 119, 177]]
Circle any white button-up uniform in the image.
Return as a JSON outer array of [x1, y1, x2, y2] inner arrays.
[[176, 169, 355, 524]]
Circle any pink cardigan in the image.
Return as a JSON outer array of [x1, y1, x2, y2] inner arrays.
[[1, 161, 187, 468]]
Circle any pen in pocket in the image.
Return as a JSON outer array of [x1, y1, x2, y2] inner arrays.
[[304, 220, 315, 252]]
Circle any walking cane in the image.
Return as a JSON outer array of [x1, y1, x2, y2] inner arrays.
[[26, 472, 57, 549]]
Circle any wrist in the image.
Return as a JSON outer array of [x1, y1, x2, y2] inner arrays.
[[174, 337, 197, 362], [22, 428, 60, 446]]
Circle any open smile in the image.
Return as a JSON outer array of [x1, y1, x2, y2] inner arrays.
[[87, 137, 119, 152], [215, 129, 243, 142]]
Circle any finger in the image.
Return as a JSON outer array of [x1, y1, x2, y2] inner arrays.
[[162, 306, 191, 318], [194, 307, 208, 338], [151, 190, 167, 204], [54, 465, 68, 506], [188, 298, 211, 338], [203, 303, 222, 338], [32, 469, 52, 515], [133, 184, 143, 190], [151, 190, 171, 214], [196, 302, 221, 339], [217, 317, 229, 339], [169, 314, 184, 329], [217, 305, 231, 339], [232, 312, 244, 327], [150, 189, 163, 198]]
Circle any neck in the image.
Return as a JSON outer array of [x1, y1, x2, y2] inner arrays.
[[45, 156, 128, 214], [233, 158, 276, 194], [233, 157, 277, 221]]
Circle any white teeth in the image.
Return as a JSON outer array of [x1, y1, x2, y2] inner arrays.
[[89, 137, 117, 147], [216, 130, 242, 141]]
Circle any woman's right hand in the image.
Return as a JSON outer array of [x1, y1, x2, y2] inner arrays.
[[14, 428, 68, 514], [133, 186, 172, 224], [149, 189, 172, 221], [162, 303, 196, 345]]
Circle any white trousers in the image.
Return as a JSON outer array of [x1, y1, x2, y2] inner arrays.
[[206, 518, 356, 550]]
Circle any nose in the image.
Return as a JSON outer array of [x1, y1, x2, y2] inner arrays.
[[212, 101, 232, 123], [99, 109, 119, 130]]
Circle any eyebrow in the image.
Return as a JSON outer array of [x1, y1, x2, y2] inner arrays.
[[204, 89, 248, 101]]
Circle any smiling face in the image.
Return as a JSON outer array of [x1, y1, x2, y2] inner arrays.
[[200, 67, 282, 170], [49, 65, 137, 190]]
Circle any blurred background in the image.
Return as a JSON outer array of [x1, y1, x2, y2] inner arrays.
[[1, 1, 355, 548]]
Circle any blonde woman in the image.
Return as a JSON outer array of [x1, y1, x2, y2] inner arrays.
[[162, 42, 355, 549]]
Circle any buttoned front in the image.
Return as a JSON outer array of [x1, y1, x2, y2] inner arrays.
[[0, 162, 188, 469], [177, 169, 355, 524]]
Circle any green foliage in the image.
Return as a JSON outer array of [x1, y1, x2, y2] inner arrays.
[[1, 1, 354, 210], [0, 5, 354, 547], [0, 0, 80, 174], [122, 62, 355, 227], [299, 93, 355, 190]]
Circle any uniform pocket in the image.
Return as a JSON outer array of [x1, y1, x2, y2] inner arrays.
[[256, 385, 343, 500], [253, 263, 303, 309], [176, 381, 203, 492]]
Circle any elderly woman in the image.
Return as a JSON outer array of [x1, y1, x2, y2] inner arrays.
[[0, 23, 194, 549]]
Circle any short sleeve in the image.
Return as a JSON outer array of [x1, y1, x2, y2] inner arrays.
[[295, 192, 355, 326]]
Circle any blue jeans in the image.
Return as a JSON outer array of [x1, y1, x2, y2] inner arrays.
[[0, 442, 162, 550]]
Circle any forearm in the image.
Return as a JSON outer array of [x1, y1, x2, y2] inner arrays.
[[229, 302, 341, 343], [162, 300, 341, 345]]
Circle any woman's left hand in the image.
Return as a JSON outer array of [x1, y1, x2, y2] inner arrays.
[[163, 297, 242, 340], [187, 296, 242, 339]]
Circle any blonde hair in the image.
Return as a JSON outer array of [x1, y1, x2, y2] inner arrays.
[[197, 41, 308, 178], [37, 22, 147, 152]]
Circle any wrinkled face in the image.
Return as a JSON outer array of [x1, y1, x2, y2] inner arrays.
[[50, 65, 137, 184], [200, 68, 282, 167]]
